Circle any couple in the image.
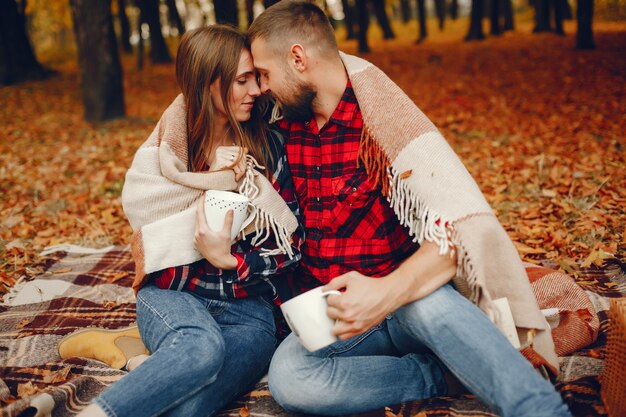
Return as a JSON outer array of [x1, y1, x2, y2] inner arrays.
[[64, 2, 571, 417]]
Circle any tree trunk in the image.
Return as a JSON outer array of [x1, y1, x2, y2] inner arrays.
[[0, 0, 48, 85], [137, 17, 145, 70], [214, 0, 238, 26], [246, 0, 254, 26], [342, 0, 357, 39], [400, 0, 411, 22], [465, 0, 485, 40], [502, 0, 514, 30], [355, 0, 370, 52], [434, 0, 446, 30], [576, 0, 594, 49], [416, 0, 428, 42], [554, 0, 565, 34], [449, 0, 459, 19], [371, 0, 395, 39], [490, 0, 501, 34], [263, 0, 279, 8], [117, 0, 132, 52], [138, 0, 171, 63], [166, 0, 184, 34], [563, 0, 573, 19], [534, 0, 552, 32], [69, 0, 125, 121]]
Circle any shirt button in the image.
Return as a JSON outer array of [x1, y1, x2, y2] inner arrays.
[[316, 166, 320, 171], [304, 121, 310, 126], [352, 187, 357, 192], [316, 197, 321, 202]]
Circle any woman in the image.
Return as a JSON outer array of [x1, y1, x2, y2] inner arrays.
[[63, 25, 303, 417]]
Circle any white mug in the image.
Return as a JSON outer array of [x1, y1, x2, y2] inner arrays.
[[204, 190, 255, 243], [280, 287, 342, 352]]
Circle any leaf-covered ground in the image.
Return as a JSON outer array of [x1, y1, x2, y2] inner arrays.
[[1, 18, 624, 294]]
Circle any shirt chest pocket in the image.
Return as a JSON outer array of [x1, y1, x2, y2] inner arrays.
[[329, 171, 378, 237], [292, 177, 308, 210]]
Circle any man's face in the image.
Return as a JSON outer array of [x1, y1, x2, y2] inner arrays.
[[251, 38, 316, 121]]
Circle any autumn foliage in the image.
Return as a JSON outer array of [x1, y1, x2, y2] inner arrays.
[[0, 19, 624, 295]]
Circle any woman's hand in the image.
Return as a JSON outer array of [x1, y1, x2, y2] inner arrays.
[[194, 198, 238, 270], [208, 146, 248, 181]]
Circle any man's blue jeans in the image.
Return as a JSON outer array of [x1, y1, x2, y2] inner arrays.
[[94, 284, 276, 417], [268, 284, 571, 417]]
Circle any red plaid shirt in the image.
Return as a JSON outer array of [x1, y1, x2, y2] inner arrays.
[[277, 81, 419, 290]]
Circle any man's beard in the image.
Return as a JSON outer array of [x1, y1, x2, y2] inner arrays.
[[278, 78, 316, 122]]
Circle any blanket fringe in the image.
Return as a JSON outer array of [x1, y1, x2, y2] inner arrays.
[[239, 155, 264, 200], [387, 166, 452, 255], [386, 164, 499, 322], [449, 225, 498, 322], [268, 102, 284, 124], [250, 207, 295, 259], [359, 123, 498, 322], [357, 126, 391, 197], [236, 155, 294, 258]]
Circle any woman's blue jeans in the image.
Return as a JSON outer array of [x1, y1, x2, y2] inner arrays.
[[268, 284, 571, 417], [94, 284, 276, 417]]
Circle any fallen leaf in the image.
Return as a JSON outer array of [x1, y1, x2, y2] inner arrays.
[[15, 319, 32, 329], [385, 407, 399, 417], [102, 301, 118, 310], [513, 241, 547, 255], [239, 404, 250, 417], [104, 271, 129, 283], [42, 366, 71, 384], [4, 239, 26, 250], [17, 382, 39, 398]]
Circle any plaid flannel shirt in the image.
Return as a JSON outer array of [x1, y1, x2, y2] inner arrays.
[[277, 81, 420, 292]]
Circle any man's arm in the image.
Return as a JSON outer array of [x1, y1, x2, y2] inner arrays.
[[323, 241, 457, 340]]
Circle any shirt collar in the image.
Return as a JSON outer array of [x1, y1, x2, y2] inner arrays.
[[327, 79, 358, 127]]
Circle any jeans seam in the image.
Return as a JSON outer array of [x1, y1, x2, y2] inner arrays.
[[205, 299, 228, 316], [327, 322, 386, 357], [257, 295, 277, 311], [94, 396, 118, 417], [393, 309, 490, 404], [137, 290, 185, 335]]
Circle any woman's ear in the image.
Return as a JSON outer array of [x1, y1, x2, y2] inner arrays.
[[209, 78, 220, 96]]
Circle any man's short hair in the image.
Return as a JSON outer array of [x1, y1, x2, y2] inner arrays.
[[248, 1, 338, 58]]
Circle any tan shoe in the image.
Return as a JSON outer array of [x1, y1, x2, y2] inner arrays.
[[58, 324, 148, 369]]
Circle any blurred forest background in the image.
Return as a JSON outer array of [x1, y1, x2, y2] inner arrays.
[[0, 0, 625, 294]]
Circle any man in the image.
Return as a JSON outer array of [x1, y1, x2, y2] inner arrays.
[[248, 2, 571, 416]]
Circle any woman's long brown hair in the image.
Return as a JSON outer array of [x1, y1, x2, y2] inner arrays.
[[176, 25, 271, 174]]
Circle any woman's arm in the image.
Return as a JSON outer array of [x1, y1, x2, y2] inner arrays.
[[209, 136, 304, 282], [151, 130, 304, 298]]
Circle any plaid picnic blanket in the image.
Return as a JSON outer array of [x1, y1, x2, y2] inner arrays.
[[1, 246, 624, 417]]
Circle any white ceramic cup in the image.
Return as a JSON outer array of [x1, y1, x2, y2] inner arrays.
[[280, 287, 342, 352], [204, 190, 255, 243]]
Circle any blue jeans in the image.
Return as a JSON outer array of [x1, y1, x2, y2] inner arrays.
[[95, 284, 276, 417], [269, 284, 571, 417]]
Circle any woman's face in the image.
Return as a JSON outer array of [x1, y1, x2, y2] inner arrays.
[[211, 48, 261, 124]]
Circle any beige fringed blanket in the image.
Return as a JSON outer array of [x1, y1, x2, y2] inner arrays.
[[334, 52, 559, 371], [121, 94, 298, 293]]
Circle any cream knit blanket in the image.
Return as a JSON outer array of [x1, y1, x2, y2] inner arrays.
[[122, 95, 298, 292], [335, 53, 558, 370]]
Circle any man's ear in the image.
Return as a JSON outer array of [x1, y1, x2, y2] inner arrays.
[[289, 44, 307, 73]]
